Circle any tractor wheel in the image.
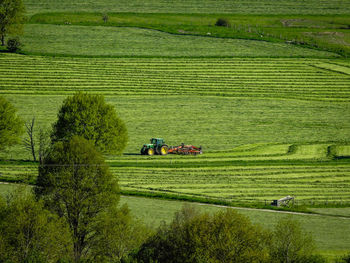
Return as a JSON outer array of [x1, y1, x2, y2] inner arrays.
[[160, 146, 168, 155], [147, 148, 155, 156], [140, 148, 146, 155]]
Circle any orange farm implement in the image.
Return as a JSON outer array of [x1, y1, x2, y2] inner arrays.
[[168, 143, 202, 155]]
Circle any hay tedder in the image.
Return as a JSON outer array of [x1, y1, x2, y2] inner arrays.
[[141, 138, 202, 156]]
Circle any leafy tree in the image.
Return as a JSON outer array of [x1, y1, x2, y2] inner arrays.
[[270, 217, 317, 263], [0, 0, 25, 46], [136, 205, 270, 263], [35, 136, 120, 262], [0, 187, 71, 263], [52, 92, 128, 155], [0, 95, 24, 151], [336, 252, 350, 263], [92, 204, 151, 262]]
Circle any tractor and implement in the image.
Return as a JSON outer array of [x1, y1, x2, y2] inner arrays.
[[140, 138, 202, 156]]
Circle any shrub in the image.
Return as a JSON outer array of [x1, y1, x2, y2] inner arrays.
[[215, 18, 230, 27], [6, 37, 22, 52]]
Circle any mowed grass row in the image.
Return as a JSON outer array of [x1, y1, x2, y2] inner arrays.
[[1, 144, 350, 204], [1, 162, 350, 204], [1, 54, 349, 101], [23, 0, 350, 15]]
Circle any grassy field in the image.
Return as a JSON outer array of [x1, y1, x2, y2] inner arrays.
[[1, 54, 349, 156], [23, 0, 350, 15], [1, 146, 350, 205], [1, 54, 349, 100], [18, 24, 340, 58], [28, 13, 350, 56], [1, 0, 350, 259], [0, 53, 349, 205]]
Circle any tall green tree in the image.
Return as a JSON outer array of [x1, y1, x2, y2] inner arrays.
[[0, 95, 24, 151], [136, 205, 271, 263], [35, 136, 120, 262], [92, 204, 151, 262], [0, 0, 25, 46], [51, 92, 128, 155], [270, 217, 317, 263], [0, 188, 71, 263]]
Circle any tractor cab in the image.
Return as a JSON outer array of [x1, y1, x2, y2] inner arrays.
[[141, 138, 168, 156], [150, 138, 164, 146]]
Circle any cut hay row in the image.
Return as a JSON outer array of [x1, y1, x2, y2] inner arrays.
[[0, 55, 349, 101], [1, 143, 349, 204]]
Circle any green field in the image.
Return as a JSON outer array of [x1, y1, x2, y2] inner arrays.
[[1, 0, 350, 259], [23, 0, 350, 15], [28, 13, 350, 56], [19, 24, 340, 57], [0, 53, 349, 205]]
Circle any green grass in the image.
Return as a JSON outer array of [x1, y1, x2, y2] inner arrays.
[[28, 13, 350, 56], [23, 0, 350, 15], [17, 24, 340, 58], [1, 54, 349, 101], [0, 53, 349, 205], [310, 207, 350, 217], [1, 94, 350, 156]]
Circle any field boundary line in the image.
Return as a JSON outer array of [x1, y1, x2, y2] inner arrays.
[[195, 202, 350, 220]]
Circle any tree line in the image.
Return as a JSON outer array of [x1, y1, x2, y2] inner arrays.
[[0, 93, 350, 262]]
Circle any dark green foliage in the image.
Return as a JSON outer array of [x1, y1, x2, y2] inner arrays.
[[92, 204, 151, 262], [52, 92, 128, 155], [337, 252, 350, 263], [35, 136, 120, 262], [215, 18, 230, 27], [0, 187, 71, 263], [136, 205, 271, 263], [270, 217, 317, 263], [0, 96, 24, 151], [6, 37, 22, 52], [0, 0, 25, 46]]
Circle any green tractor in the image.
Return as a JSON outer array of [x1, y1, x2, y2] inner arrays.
[[141, 138, 169, 156]]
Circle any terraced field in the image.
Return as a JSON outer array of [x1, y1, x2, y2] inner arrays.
[[23, 0, 350, 15], [1, 143, 349, 205], [1, 54, 349, 101], [0, 53, 349, 205], [20, 24, 340, 58]]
